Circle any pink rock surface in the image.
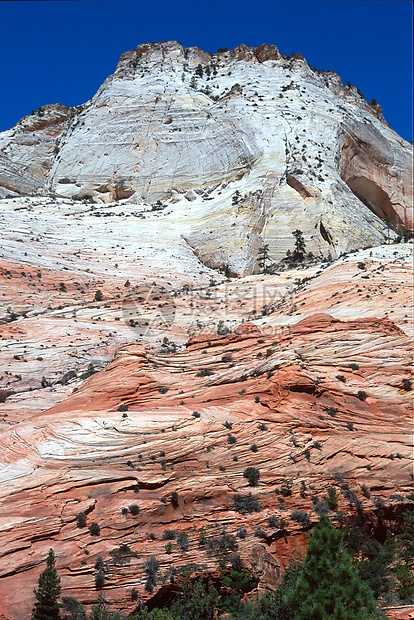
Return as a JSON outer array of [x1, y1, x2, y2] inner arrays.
[[0, 307, 412, 618]]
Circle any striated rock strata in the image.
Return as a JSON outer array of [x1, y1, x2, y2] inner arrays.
[[0, 40, 412, 620], [0, 41, 412, 275], [0, 308, 412, 618]]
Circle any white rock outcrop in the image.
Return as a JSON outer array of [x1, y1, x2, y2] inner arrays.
[[0, 41, 412, 274]]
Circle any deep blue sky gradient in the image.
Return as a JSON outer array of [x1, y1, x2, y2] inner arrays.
[[0, 0, 412, 141]]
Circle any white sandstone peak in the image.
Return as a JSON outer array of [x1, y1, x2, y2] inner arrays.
[[0, 40, 412, 275]]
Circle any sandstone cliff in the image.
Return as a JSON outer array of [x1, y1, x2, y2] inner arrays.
[[0, 41, 412, 620], [0, 42, 412, 275]]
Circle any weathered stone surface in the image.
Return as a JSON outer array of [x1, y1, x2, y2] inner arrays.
[[0, 301, 412, 617], [0, 40, 412, 620], [0, 104, 73, 198], [0, 41, 412, 274]]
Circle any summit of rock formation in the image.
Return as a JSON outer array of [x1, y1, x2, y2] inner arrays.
[[0, 41, 412, 276], [0, 41, 412, 619]]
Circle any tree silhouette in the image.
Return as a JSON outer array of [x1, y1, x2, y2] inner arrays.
[[257, 244, 270, 273], [292, 229, 306, 257], [31, 549, 61, 620]]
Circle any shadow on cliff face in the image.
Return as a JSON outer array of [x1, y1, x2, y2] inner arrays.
[[346, 175, 398, 226], [338, 126, 411, 231]]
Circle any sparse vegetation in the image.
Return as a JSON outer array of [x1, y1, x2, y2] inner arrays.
[[243, 467, 260, 486], [88, 523, 100, 536], [233, 493, 262, 513]]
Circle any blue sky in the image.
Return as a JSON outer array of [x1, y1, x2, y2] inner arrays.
[[0, 0, 412, 141]]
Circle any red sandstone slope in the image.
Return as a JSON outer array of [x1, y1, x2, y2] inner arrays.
[[0, 311, 412, 618]]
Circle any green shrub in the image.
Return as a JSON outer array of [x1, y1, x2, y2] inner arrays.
[[243, 467, 260, 486], [291, 510, 311, 526], [280, 478, 293, 496], [89, 522, 100, 536], [196, 368, 214, 377], [327, 487, 339, 510], [176, 532, 190, 551], [170, 575, 219, 620], [95, 570, 105, 589], [145, 556, 160, 592], [207, 532, 238, 556], [268, 515, 279, 528], [402, 378, 412, 391], [76, 512, 87, 527], [129, 504, 139, 516], [233, 493, 262, 513]]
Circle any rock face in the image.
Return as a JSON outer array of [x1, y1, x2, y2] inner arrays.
[[0, 41, 412, 275], [0, 41, 413, 620], [0, 104, 74, 198], [0, 308, 412, 618], [0, 194, 412, 619]]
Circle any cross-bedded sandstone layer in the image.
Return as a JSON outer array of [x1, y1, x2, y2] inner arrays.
[[0, 42, 412, 275], [0, 40, 412, 619], [0, 281, 412, 616]]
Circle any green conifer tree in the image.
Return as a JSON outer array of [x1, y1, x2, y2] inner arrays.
[[170, 575, 219, 620], [292, 229, 306, 256], [285, 516, 377, 620], [31, 549, 62, 620], [257, 244, 270, 274]]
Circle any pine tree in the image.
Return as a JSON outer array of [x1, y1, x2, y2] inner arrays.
[[292, 229, 306, 256], [257, 244, 270, 273], [31, 549, 62, 620], [285, 515, 377, 620]]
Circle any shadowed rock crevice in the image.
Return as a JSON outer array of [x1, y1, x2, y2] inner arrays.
[[346, 175, 399, 227], [286, 174, 313, 198], [338, 127, 412, 231]]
